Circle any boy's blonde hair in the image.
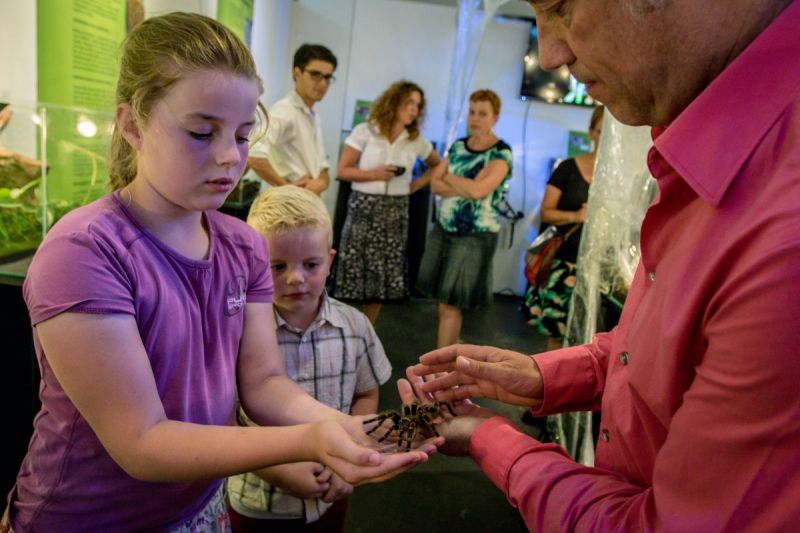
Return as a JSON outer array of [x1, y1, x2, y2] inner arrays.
[[247, 186, 333, 245]]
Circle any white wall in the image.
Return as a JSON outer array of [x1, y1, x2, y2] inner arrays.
[[0, 1, 37, 104], [0, 1, 38, 156], [342, 0, 455, 143], [144, 0, 215, 16], [252, 0, 292, 107], [289, 0, 593, 295], [2, 0, 595, 295]]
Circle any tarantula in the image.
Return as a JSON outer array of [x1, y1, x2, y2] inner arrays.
[[363, 401, 457, 451]]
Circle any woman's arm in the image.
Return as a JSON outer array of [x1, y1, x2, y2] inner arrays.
[[442, 159, 509, 200], [337, 145, 395, 183], [410, 151, 442, 194], [430, 157, 460, 197], [540, 185, 586, 225]]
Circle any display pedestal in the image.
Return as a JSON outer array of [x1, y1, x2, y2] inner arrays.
[[0, 280, 39, 499]]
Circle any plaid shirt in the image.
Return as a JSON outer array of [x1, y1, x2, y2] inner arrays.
[[227, 293, 391, 522]]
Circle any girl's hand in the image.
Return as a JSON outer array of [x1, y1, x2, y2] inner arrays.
[[307, 415, 441, 485], [262, 462, 331, 499], [320, 469, 354, 503]]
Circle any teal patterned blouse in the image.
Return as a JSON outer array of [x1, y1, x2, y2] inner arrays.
[[437, 137, 513, 234]]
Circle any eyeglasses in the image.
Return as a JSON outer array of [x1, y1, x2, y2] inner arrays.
[[304, 69, 336, 84]]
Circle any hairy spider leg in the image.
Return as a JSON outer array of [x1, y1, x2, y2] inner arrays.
[[421, 418, 440, 438], [397, 419, 417, 451], [362, 411, 392, 430], [438, 401, 457, 417], [364, 411, 402, 443]]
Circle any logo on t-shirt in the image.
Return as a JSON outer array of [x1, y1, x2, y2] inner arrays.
[[225, 275, 247, 317]]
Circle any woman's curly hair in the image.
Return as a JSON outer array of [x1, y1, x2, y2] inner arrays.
[[369, 80, 426, 141]]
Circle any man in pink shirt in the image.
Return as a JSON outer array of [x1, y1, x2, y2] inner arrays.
[[407, 0, 800, 531]]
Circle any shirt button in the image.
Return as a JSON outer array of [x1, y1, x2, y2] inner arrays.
[[620, 352, 629, 365], [648, 271, 656, 282], [601, 429, 610, 442]]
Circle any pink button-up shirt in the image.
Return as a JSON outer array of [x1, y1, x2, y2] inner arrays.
[[470, 3, 800, 531]]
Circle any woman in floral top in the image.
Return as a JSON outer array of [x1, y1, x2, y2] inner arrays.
[[416, 89, 513, 347]]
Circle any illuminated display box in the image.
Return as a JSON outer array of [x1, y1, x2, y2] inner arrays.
[[0, 101, 112, 279]]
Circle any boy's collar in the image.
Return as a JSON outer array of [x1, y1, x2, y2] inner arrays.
[[274, 291, 345, 333]]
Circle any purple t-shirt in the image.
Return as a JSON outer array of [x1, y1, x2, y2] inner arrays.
[[9, 192, 273, 532]]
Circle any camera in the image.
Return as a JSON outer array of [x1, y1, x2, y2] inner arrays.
[[392, 165, 406, 176]]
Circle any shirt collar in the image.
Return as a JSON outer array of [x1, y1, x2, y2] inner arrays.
[[652, 0, 800, 207], [289, 89, 315, 117], [368, 121, 410, 143], [274, 291, 346, 333]]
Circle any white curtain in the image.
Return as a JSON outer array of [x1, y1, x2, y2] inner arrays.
[[549, 115, 656, 466], [440, 0, 507, 152]]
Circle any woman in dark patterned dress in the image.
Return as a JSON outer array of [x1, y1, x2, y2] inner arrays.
[[332, 80, 440, 323], [416, 89, 513, 347], [526, 105, 604, 351]]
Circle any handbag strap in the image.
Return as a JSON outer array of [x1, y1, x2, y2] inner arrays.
[[563, 222, 583, 240]]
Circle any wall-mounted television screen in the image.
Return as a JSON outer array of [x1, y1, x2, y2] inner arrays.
[[520, 25, 596, 106]]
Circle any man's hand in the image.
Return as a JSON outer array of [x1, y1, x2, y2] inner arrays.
[[409, 344, 544, 408], [398, 371, 496, 456], [295, 174, 313, 188], [298, 174, 328, 195], [304, 178, 327, 195]]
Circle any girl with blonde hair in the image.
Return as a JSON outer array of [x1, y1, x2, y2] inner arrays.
[[3, 13, 432, 532]]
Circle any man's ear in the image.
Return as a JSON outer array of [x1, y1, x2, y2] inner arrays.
[[292, 66, 302, 84], [116, 103, 143, 150]]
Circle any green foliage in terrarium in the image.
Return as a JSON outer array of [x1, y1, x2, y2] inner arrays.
[[0, 149, 83, 261]]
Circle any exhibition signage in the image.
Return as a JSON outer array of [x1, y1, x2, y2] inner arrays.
[[217, 0, 254, 49], [37, 0, 123, 207]]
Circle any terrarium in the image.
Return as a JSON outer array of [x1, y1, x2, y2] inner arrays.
[[0, 101, 113, 278]]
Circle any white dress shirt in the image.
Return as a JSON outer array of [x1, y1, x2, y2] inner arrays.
[[250, 90, 329, 183]]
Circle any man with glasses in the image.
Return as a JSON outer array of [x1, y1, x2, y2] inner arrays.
[[249, 44, 337, 195]]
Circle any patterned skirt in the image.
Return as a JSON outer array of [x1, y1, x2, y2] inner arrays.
[[332, 191, 409, 303], [168, 485, 230, 533], [524, 258, 577, 340]]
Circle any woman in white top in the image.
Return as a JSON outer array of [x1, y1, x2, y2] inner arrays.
[[332, 80, 440, 323]]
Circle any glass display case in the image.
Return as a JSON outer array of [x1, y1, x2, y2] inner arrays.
[[0, 101, 113, 281], [220, 176, 261, 221]]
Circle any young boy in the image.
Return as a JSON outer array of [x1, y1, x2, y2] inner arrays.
[[227, 185, 392, 532]]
